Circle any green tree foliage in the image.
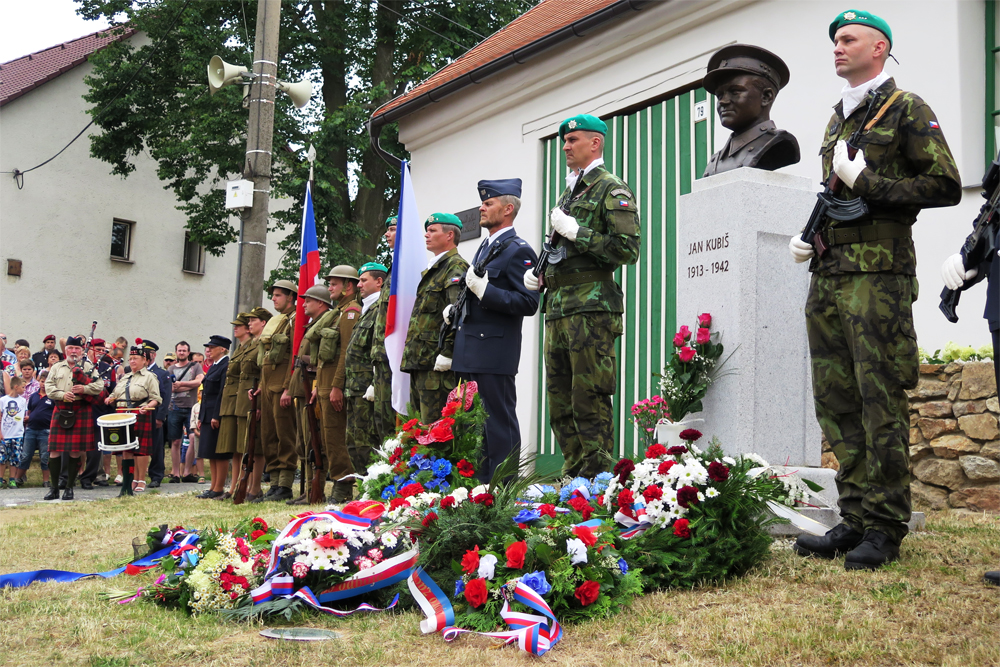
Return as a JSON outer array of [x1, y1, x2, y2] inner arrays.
[[77, 0, 534, 282]]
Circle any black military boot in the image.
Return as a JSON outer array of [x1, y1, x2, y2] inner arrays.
[[118, 459, 135, 497], [62, 457, 80, 500], [43, 456, 62, 501], [793, 523, 864, 559], [844, 531, 900, 571], [268, 486, 293, 502], [985, 571, 1000, 586]]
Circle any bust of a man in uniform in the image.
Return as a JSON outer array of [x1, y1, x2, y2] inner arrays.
[[703, 44, 800, 177]]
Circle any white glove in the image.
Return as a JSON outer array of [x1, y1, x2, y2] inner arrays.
[[941, 253, 977, 290], [465, 265, 488, 299], [442, 304, 453, 324], [789, 236, 815, 263], [433, 355, 452, 372], [833, 140, 866, 190], [523, 271, 539, 291], [363, 385, 375, 402], [550, 207, 580, 242]]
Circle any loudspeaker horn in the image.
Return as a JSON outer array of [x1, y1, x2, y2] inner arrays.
[[277, 79, 313, 108], [207, 55, 249, 95]]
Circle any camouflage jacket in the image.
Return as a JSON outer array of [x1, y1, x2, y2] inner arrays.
[[345, 302, 378, 397], [371, 275, 391, 366], [811, 78, 962, 276], [401, 248, 470, 370], [544, 163, 641, 320]]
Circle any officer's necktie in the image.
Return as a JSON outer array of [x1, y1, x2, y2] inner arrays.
[[474, 239, 489, 264]]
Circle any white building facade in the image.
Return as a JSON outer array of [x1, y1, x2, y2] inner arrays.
[[372, 0, 997, 471]]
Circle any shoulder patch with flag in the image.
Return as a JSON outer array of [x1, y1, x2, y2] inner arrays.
[[523, 259, 533, 266], [928, 120, 939, 129], [451, 276, 461, 283]]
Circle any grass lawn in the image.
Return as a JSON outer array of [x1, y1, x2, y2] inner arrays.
[[0, 493, 997, 667]]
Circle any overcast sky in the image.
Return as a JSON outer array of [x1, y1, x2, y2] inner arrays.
[[0, 0, 110, 63]]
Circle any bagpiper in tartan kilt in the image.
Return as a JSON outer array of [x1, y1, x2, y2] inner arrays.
[[48, 402, 98, 456]]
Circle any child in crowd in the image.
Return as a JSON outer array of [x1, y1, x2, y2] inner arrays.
[[14, 371, 53, 487], [0, 376, 28, 488]]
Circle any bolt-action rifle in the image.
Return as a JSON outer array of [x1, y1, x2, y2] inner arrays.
[[300, 363, 326, 505], [232, 377, 259, 505]]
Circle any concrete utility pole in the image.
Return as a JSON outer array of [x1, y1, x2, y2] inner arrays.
[[236, 0, 281, 314]]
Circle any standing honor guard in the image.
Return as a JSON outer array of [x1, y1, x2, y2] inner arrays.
[[345, 262, 388, 474], [401, 213, 471, 423], [241, 306, 271, 502], [216, 313, 254, 500], [196, 335, 232, 499], [524, 114, 641, 478], [372, 216, 399, 440], [451, 179, 539, 482], [257, 279, 299, 501], [790, 10, 961, 570], [44, 335, 105, 501], [104, 342, 161, 495]]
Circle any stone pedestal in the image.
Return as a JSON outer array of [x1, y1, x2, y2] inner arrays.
[[676, 168, 821, 466]]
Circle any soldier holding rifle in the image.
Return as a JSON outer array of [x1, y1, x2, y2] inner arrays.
[[790, 10, 961, 570]]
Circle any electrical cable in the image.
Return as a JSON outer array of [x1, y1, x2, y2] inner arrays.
[[373, 0, 472, 51], [2, 0, 193, 188], [412, 1, 486, 40]]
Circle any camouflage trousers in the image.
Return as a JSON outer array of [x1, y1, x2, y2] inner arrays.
[[807, 273, 918, 543], [544, 311, 622, 478], [373, 360, 398, 441], [409, 370, 458, 424], [346, 396, 378, 474]]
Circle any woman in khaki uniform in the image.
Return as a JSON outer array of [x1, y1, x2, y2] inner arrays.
[[216, 313, 253, 500], [238, 306, 270, 502], [105, 344, 161, 495]]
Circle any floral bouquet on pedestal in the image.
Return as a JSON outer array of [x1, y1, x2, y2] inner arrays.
[[658, 312, 732, 423]]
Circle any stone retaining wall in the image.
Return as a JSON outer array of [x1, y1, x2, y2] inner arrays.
[[820, 361, 999, 512]]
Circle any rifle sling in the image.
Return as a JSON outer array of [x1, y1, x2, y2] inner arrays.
[[544, 270, 615, 289], [824, 222, 911, 246]]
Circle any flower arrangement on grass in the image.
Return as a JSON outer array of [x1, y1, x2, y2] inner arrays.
[[658, 313, 732, 422]]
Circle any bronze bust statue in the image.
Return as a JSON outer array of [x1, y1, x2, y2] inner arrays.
[[702, 44, 800, 177]]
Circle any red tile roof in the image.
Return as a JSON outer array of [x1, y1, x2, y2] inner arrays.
[[0, 27, 136, 107], [372, 0, 647, 123]]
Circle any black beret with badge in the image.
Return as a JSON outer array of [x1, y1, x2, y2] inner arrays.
[[702, 44, 790, 96]]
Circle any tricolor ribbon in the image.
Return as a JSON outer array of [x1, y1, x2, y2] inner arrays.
[[408, 569, 563, 656], [615, 503, 654, 539]]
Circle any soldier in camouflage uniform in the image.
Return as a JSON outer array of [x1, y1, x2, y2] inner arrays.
[[790, 10, 961, 570], [401, 213, 470, 423], [524, 114, 641, 478], [345, 262, 387, 474], [372, 216, 399, 440]]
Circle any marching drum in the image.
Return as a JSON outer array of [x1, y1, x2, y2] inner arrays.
[[97, 412, 139, 452]]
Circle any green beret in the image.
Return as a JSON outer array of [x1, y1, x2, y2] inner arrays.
[[424, 212, 463, 230], [359, 262, 389, 276], [829, 9, 892, 48], [385, 215, 398, 228], [558, 114, 607, 140]]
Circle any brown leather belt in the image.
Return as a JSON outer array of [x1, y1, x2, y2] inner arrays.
[[824, 222, 911, 246], [544, 270, 615, 289]]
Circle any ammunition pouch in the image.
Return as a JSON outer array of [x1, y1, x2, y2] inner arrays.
[[318, 328, 340, 364]]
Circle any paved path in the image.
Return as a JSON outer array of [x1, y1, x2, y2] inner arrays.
[[0, 480, 210, 507]]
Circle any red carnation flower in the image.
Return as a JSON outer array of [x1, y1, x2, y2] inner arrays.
[[250, 529, 265, 541], [538, 503, 557, 518], [388, 446, 403, 464], [645, 443, 667, 459], [472, 492, 494, 507], [708, 461, 730, 482], [657, 460, 676, 475], [676, 485, 699, 508], [673, 518, 691, 538], [616, 489, 635, 518], [402, 419, 420, 431], [642, 485, 663, 502], [461, 546, 480, 574], [456, 459, 476, 478], [251, 518, 268, 531], [572, 525, 597, 547], [678, 346, 696, 363], [439, 495, 456, 508], [667, 445, 688, 456], [506, 540, 527, 569], [421, 511, 438, 527], [464, 577, 488, 608], [679, 428, 703, 442], [613, 458, 636, 484], [567, 495, 593, 520], [574, 580, 600, 607], [399, 482, 424, 498], [389, 497, 411, 510]]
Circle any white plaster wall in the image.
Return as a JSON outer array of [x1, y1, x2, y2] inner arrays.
[[395, 0, 994, 456], [0, 46, 288, 352]]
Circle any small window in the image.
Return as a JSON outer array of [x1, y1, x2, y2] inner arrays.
[[182, 233, 206, 274], [111, 219, 134, 261]]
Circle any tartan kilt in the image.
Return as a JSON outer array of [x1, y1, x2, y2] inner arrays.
[[133, 412, 154, 457], [49, 403, 97, 456]]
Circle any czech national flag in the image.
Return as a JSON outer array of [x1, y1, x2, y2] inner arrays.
[[385, 161, 425, 413], [293, 181, 321, 358]]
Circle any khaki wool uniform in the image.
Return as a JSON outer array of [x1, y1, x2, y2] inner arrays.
[[258, 311, 298, 488], [345, 299, 379, 473], [807, 78, 961, 543], [401, 248, 470, 423], [371, 276, 397, 440], [46, 359, 105, 402], [287, 307, 334, 485], [216, 338, 251, 455], [544, 163, 640, 478], [235, 337, 261, 456]]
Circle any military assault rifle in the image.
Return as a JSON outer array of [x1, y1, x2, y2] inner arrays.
[[533, 179, 597, 292], [799, 92, 883, 258], [439, 238, 514, 350], [300, 363, 326, 505], [939, 153, 1000, 323], [232, 377, 259, 505]]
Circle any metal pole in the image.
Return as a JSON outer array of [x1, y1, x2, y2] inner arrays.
[[237, 0, 281, 314]]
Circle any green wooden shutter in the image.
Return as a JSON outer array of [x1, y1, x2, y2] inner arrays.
[[535, 89, 715, 474]]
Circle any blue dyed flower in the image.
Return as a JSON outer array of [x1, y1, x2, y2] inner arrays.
[[520, 571, 552, 596], [433, 459, 452, 478], [424, 478, 439, 490], [454, 579, 465, 596], [380, 485, 397, 500], [618, 558, 629, 574], [591, 472, 614, 495], [513, 509, 541, 525], [559, 477, 592, 502], [437, 480, 450, 492], [417, 457, 434, 471]]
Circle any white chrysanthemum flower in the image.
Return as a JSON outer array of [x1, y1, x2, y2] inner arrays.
[[705, 487, 720, 498], [566, 538, 588, 565], [365, 462, 392, 480], [741, 453, 769, 468], [451, 487, 469, 502], [722, 456, 736, 465], [380, 531, 398, 548]]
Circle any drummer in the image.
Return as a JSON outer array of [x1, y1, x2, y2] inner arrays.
[[104, 341, 161, 495]]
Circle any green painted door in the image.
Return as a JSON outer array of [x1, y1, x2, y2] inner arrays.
[[535, 88, 716, 475]]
